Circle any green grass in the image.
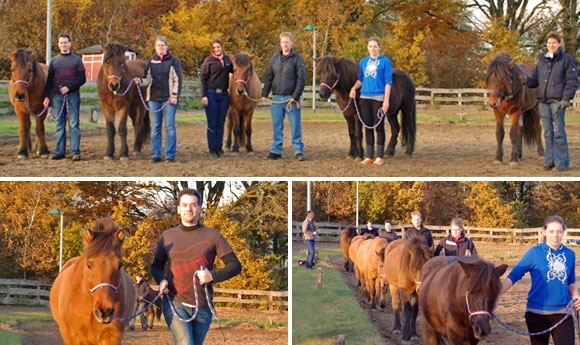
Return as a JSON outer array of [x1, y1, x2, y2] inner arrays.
[[0, 307, 54, 345], [292, 248, 383, 345]]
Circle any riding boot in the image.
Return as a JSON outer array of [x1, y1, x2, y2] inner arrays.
[[209, 147, 218, 158], [365, 145, 374, 159], [377, 145, 385, 158]]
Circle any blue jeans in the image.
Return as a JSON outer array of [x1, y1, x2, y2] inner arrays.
[[52, 93, 81, 155], [163, 298, 212, 345], [150, 101, 177, 160], [128, 301, 148, 330], [305, 239, 315, 266], [539, 102, 569, 169], [204, 90, 229, 150], [270, 95, 304, 155]]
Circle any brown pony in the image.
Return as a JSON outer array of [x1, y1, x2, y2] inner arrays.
[[339, 225, 358, 271], [347, 235, 366, 290], [98, 43, 150, 160], [143, 290, 163, 329], [50, 217, 135, 345], [355, 236, 389, 310], [380, 237, 432, 341], [419, 256, 508, 344], [486, 52, 544, 165], [8, 48, 49, 159], [226, 53, 261, 153]]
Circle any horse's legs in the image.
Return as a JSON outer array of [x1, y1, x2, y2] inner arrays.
[[378, 280, 388, 311], [409, 292, 419, 338], [508, 115, 520, 164], [390, 285, 402, 334], [225, 108, 233, 151], [103, 110, 117, 160], [230, 109, 241, 153], [34, 114, 50, 157], [494, 113, 504, 163], [16, 114, 31, 158], [244, 110, 254, 153], [386, 113, 400, 157]]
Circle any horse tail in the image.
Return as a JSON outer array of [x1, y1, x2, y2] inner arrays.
[[521, 108, 539, 147], [140, 110, 151, 146], [401, 81, 417, 155]]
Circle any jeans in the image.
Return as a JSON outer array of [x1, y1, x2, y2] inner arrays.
[[128, 301, 148, 330], [52, 93, 81, 155], [539, 102, 569, 170], [305, 239, 315, 266], [163, 298, 212, 345], [270, 95, 304, 155], [150, 101, 177, 160], [204, 90, 229, 150]]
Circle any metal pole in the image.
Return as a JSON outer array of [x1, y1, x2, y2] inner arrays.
[[356, 182, 359, 233], [46, 0, 52, 64], [312, 29, 316, 112], [59, 213, 63, 272], [307, 181, 311, 211]]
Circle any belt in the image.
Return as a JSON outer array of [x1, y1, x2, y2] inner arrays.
[[210, 89, 223, 94]]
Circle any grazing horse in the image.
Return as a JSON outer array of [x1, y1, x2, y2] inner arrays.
[[226, 53, 262, 153], [380, 237, 432, 341], [8, 48, 49, 159], [50, 217, 135, 345], [340, 225, 358, 271], [355, 236, 389, 310], [419, 256, 508, 345], [316, 55, 417, 159], [98, 43, 150, 160], [486, 53, 544, 165]]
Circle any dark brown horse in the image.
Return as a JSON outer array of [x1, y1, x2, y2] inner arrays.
[[419, 256, 508, 345], [8, 48, 50, 159], [50, 217, 135, 345], [339, 225, 358, 271], [226, 53, 261, 153], [143, 290, 163, 329], [486, 53, 544, 165], [316, 55, 417, 159], [380, 237, 432, 341], [98, 43, 150, 160]]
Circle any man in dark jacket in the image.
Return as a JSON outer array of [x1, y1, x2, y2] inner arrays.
[[403, 211, 434, 252], [261, 32, 306, 161], [129, 273, 156, 331], [523, 31, 578, 171]]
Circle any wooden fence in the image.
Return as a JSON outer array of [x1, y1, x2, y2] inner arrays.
[[0, 278, 287, 311], [291, 221, 580, 245]]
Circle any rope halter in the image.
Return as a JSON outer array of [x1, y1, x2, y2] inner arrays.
[[465, 291, 491, 320], [90, 283, 119, 295]]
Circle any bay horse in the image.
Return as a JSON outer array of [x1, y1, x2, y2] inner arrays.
[[486, 52, 544, 165], [340, 225, 358, 271], [355, 236, 389, 310], [316, 55, 417, 159], [419, 256, 508, 345], [379, 237, 432, 341], [98, 43, 150, 160], [50, 217, 135, 345], [226, 53, 262, 153], [8, 48, 49, 159]]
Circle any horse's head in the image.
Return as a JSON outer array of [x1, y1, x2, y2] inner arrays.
[[82, 217, 126, 324], [403, 236, 433, 293], [486, 53, 520, 109], [316, 56, 339, 101], [9, 49, 37, 102], [101, 43, 130, 94], [460, 259, 508, 340], [231, 53, 254, 96]]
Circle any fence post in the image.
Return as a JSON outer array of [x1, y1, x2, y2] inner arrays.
[[317, 267, 323, 289]]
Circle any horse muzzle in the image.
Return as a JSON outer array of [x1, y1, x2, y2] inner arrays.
[[93, 307, 115, 324], [14, 93, 26, 102]]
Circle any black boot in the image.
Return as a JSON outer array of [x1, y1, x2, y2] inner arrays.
[[209, 147, 218, 158]]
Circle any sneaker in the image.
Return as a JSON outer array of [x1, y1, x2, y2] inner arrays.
[[373, 157, 384, 165], [50, 154, 65, 160], [361, 157, 374, 164], [151, 157, 162, 163], [266, 152, 282, 160], [295, 153, 305, 161], [544, 165, 555, 171], [556, 166, 569, 172], [71, 154, 81, 161]]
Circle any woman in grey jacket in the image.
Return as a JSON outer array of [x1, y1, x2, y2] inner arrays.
[[524, 32, 578, 171]]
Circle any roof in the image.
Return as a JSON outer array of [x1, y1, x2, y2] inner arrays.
[[77, 44, 140, 55]]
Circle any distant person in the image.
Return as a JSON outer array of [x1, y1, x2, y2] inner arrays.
[[128, 272, 156, 331], [403, 211, 434, 252], [498, 215, 580, 344], [261, 32, 306, 161], [433, 217, 478, 257], [380, 220, 398, 243], [43, 33, 86, 161], [360, 219, 379, 236], [302, 210, 317, 269]]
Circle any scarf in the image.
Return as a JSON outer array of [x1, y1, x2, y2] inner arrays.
[[212, 52, 224, 66], [450, 232, 465, 243]]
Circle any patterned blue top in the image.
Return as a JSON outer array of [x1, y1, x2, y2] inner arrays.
[[357, 55, 392, 98], [507, 242, 576, 313]]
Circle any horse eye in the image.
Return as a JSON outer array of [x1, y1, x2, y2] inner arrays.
[[87, 261, 93, 270]]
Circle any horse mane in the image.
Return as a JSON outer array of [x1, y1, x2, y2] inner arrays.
[[103, 43, 128, 63], [464, 259, 501, 296], [316, 56, 338, 77], [84, 217, 123, 258], [13, 48, 39, 74], [401, 236, 432, 271]]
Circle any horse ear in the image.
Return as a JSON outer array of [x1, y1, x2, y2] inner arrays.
[[83, 229, 95, 244], [29, 51, 37, 61], [116, 229, 125, 243], [229, 55, 235, 63], [8, 51, 15, 61], [508, 59, 516, 69], [495, 264, 508, 277], [248, 54, 254, 60]]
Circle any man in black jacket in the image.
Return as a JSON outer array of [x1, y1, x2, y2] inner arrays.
[[261, 32, 306, 161]]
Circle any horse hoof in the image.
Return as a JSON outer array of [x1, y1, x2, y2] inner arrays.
[[17, 154, 28, 160], [120, 156, 130, 161], [509, 161, 520, 166], [392, 329, 401, 335], [493, 159, 502, 164], [103, 156, 114, 161], [247, 151, 256, 156]]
